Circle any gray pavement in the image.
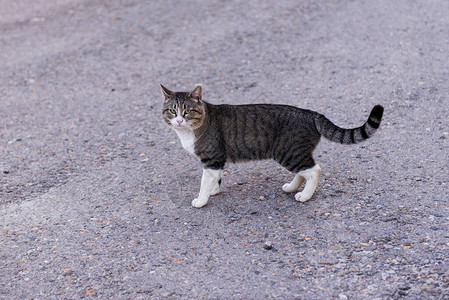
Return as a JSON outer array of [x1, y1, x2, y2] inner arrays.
[[1, 0, 448, 298]]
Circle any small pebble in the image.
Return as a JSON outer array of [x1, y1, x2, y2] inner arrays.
[[263, 241, 273, 250]]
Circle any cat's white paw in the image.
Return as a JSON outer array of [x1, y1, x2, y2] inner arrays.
[[192, 198, 208, 208], [282, 183, 297, 193], [294, 192, 312, 202]]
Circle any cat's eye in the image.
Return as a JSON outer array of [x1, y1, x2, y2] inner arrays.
[[169, 109, 176, 115], [184, 110, 191, 114]]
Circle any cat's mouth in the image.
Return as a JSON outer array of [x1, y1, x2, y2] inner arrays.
[[173, 123, 191, 130]]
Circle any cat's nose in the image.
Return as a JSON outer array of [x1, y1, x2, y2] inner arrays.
[[176, 119, 183, 124]]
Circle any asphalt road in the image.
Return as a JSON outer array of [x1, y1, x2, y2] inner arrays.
[[1, 0, 448, 298]]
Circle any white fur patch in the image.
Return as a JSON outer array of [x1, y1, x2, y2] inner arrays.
[[173, 127, 196, 155], [192, 168, 222, 208], [210, 170, 222, 195], [294, 164, 321, 202], [282, 174, 306, 193]]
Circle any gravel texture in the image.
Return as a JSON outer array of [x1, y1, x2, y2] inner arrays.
[[1, 0, 448, 299]]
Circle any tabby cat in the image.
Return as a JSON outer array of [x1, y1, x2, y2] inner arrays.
[[161, 85, 383, 208]]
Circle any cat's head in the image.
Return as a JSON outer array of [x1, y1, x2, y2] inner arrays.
[[161, 85, 206, 130]]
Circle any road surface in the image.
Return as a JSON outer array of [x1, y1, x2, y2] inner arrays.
[[1, 0, 448, 298]]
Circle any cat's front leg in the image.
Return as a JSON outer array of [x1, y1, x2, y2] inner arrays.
[[192, 168, 222, 208], [210, 171, 223, 195]]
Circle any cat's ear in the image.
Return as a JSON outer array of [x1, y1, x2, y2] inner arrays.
[[189, 85, 202, 102], [160, 84, 174, 101]]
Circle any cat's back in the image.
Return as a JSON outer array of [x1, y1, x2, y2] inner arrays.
[[206, 102, 317, 129]]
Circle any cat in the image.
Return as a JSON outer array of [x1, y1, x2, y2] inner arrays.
[[161, 84, 384, 208]]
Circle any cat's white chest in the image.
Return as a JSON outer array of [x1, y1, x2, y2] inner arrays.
[[174, 128, 196, 155]]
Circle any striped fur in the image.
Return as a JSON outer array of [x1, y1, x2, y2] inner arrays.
[[314, 105, 384, 144]]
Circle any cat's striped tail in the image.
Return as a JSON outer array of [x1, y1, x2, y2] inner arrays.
[[314, 105, 384, 144]]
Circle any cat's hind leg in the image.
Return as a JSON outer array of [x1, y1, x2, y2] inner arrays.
[[294, 164, 321, 202], [282, 173, 305, 193], [192, 168, 222, 208]]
